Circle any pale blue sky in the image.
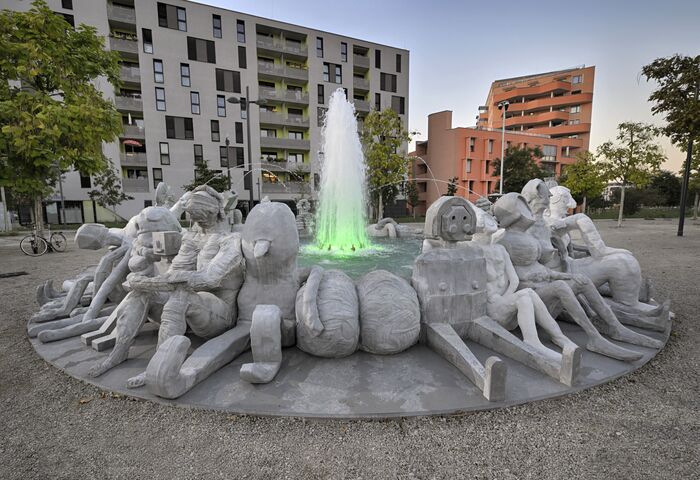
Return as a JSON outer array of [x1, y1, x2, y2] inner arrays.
[[202, 0, 700, 170]]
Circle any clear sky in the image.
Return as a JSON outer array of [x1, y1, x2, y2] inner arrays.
[[201, 0, 699, 171]]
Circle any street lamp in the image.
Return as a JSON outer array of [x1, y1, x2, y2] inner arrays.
[[497, 100, 509, 195], [224, 135, 232, 191], [228, 86, 266, 212]]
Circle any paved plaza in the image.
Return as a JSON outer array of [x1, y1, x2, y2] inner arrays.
[[0, 219, 698, 479]]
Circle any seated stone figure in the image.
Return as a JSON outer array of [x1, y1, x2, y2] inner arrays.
[[543, 184, 669, 330], [88, 185, 245, 387], [492, 193, 662, 363], [366, 218, 398, 238]]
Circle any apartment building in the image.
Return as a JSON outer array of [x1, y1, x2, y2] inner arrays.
[[5, 0, 409, 222], [410, 66, 595, 216]]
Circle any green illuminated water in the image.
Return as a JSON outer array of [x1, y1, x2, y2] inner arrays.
[[314, 89, 370, 252]]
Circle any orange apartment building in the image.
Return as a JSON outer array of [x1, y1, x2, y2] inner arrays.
[[410, 66, 595, 215]]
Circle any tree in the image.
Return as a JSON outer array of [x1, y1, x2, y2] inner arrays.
[[0, 1, 122, 235], [491, 146, 544, 194], [597, 122, 665, 227], [679, 139, 700, 220], [444, 177, 458, 196], [648, 170, 682, 206], [361, 109, 411, 221], [560, 151, 606, 213], [403, 179, 420, 219], [88, 161, 133, 220], [182, 160, 229, 193], [642, 54, 700, 235]]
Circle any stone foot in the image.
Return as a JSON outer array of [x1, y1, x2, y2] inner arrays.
[[126, 372, 146, 389], [585, 336, 642, 362], [560, 345, 581, 387], [483, 357, 507, 402], [240, 305, 282, 385], [88, 349, 127, 378], [605, 324, 663, 349]]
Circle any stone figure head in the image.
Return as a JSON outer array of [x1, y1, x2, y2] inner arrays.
[[521, 179, 551, 215], [492, 193, 536, 231], [185, 185, 226, 228], [154, 182, 176, 208], [424, 196, 477, 242], [75, 223, 124, 250], [242, 200, 299, 266], [472, 201, 499, 237], [296, 198, 311, 215], [132, 206, 182, 237], [547, 186, 577, 218]]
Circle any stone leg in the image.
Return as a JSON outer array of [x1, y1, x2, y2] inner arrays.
[[424, 322, 506, 401], [31, 275, 93, 323], [240, 305, 283, 384], [37, 315, 111, 343], [606, 299, 671, 332], [145, 323, 251, 399], [467, 316, 581, 387]]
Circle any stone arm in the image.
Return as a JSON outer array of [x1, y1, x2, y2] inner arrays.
[[167, 232, 199, 273], [82, 245, 132, 321], [92, 244, 130, 294], [169, 191, 192, 218], [500, 246, 520, 296], [186, 235, 244, 291], [563, 213, 631, 257]]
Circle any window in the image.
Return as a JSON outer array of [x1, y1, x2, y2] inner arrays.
[[375, 49, 381, 68], [485, 160, 491, 175], [570, 105, 581, 114], [235, 122, 243, 143], [236, 20, 245, 42], [152, 168, 163, 189], [466, 159, 472, 174], [288, 108, 303, 118], [572, 75, 582, 84], [144, 200, 153, 208], [238, 46, 247, 69], [187, 36, 216, 63], [323, 63, 342, 84], [341, 42, 347, 62], [62, 0, 73, 9], [216, 95, 226, 117], [262, 151, 277, 162], [211, 120, 220, 142], [157, 3, 186, 31], [469, 137, 475, 152], [569, 119, 580, 125], [542, 145, 557, 162], [215, 68, 241, 93], [180, 63, 190, 86], [468, 180, 475, 193], [165, 116, 194, 139], [194, 144, 203, 165], [60, 13, 74, 27], [380, 73, 397, 92], [288, 153, 303, 163], [190, 91, 200, 115], [153, 59, 164, 83], [396, 53, 402, 73], [374, 93, 381, 110], [212, 14, 222, 38], [234, 147, 244, 166], [219, 146, 229, 167], [158, 142, 170, 165], [288, 131, 303, 140], [317, 84, 324, 104], [488, 139, 494, 154], [391, 95, 405, 115], [316, 37, 324, 57], [155, 87, 166, 111], [142, 28, 153, 53], [260, 128, 276, 138], [79, 174, 91, 188]]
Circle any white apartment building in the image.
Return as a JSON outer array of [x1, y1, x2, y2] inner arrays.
[[4, 0, 410, 222]]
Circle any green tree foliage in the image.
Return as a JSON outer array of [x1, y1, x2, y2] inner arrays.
[[0, 1, 122, 232], [597, 122, 665, 227], [360, 109, 411, 220], [88, 161, 133, 218], [491, 146, 544, 194], [182, 161, 229, 193], [559, 151, 606, 213], [444, 177, 458, 196], [648, 170, 682, 206], [403, 179, 420, 219]]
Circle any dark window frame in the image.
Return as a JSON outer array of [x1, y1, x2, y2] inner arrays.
[[152, 168, 163, 189], [236, 20, 245, 43], [180, 63, 190, 86], [211, 120, 220, 142], [212, 14, 222, 38], [153, 59, 164, 83], [193, 144, 203, 165], [155, 87, 166, 111], [190, 91, 200, 115], [142, 28, 153, 54], [159, 142, 170, 165]]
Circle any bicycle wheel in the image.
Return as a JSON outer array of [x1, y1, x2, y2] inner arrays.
[[50, 232, 67, 252], [20, 235, 48, 256]]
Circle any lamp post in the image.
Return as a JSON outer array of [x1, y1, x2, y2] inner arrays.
[[228, 86, 266, 212], [224, 135, 232, 191], [497, 100, 509, 195]]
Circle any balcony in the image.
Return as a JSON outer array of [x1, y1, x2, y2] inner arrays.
[[532, 122, 591, 137], [353, 99, 370, 112], [109, 36, 138, 60], [122, 177, 149, 193], [120, 152, 147, 166], [261, 161, 311, 173], [107, 3, 136, 30], [353, 76, 370, 91], [258, 87, 309, 105], [257, 62, 309, 82], [506, 92, 593, 115], [120, 124, 145, 139], [259, 111, 310, 128], [119, 65, 141, 85], [502, 110, 570, 128], [353, 54, 370, 71], [493, 80, 571, 103], [114, 95, 143, 112], [256, 36, 308, 59], [261, 181, 308, 194], [259, 137, 311, 150]]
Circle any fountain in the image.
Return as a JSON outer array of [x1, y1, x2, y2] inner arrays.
[[314, 89, 370, 252]]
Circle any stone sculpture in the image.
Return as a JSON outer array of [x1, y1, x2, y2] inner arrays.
[[493, 192, 660, 362], [295, 198, 314, 237], [544, 184, 669, 331], [88, 185, 244, 387], [366, 218, 398, 238]]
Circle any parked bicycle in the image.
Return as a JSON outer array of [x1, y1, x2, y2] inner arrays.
[[20, 224, 67, 257]]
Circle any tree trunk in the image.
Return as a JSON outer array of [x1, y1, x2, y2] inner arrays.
[[617, 186, 625, 228], [693, 192, 699, 221], [34, 195, 44, 237], [377, 194, 384, 222], [582, 195, 587, 215]]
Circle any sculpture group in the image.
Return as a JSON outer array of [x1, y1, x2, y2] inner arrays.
[[28, 180, 671, 404]]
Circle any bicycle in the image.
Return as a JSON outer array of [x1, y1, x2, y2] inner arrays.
[[20, 224, 67, 256]]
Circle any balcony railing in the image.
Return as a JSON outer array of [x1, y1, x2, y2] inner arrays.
[[122, 177, 149, 193], [353, 76, 370, 90], [120, 124, 145, 138], [119, 65, 141, 84], [256, 36, 308, 57], [257, 62, 309, 81], [109, 36, 138, 56], [259, 137, 311, 150], [353, 99, 370, 112], [353, 54, 370, 69], [120, 152, 147, 166], [261, 181, 307, 194], [115, 95, 143, 112], [261, 161, 311, 173], [258, 87, 309, 104], [107, 3, 136, 25], [258, 111, 310, 128]]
